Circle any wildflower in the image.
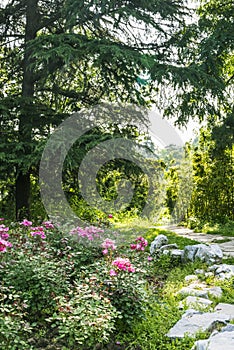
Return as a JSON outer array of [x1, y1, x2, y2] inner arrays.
[[109, 269, 117, 276], [147, 256, 153, 261], [108, 214, 113, 218], [20, 219, 32, 227], [0, 218, 4, 221], [102, 249, 108, 255]]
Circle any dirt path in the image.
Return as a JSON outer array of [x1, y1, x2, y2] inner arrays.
[[155, 225, 234, 258]]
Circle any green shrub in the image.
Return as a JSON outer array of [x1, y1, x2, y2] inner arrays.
[[0, 255, 70, 322], [47, 283, 119, 349], [0, 286, 34, 350], [77, 259, 149, 328]]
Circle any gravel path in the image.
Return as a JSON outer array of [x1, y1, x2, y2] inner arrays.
[[154, 225, 234, 258]]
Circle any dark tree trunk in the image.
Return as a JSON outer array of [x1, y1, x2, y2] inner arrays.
[[16, 172, 31, 220], [15, 0, 38, 220]]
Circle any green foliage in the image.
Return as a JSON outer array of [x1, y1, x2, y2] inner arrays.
[[0, 286, 34, 350], [47, 284, 119, 349], [1, 255, 70, 322], [188, 125, 234, 223]]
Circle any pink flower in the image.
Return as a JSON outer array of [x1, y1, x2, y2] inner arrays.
[[112, 257, 135, 273], [0, 218, 4, 221], [31, 228, 46, 239], [128, 266, 135, 272], [101, 238, 116, 250], [0, 237, 12, 252], [109, 269, 117, 276], [102, 249, 108, 255], [70, 226, 104, 241], [20, 219, 32, 227], [0, 233, 9, 240], [108, 214, 113, 218], [147, 256, 153, 261], [42, 221, 54, 229], [130, 236, 148, 251]]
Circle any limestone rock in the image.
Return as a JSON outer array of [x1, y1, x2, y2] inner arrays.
[[150, 235, 168, 254], [159, 243, 178, 251], [183, 244, 223, 265], [167, 310, 231, 338], [185, 275, 199, 283], [193, 324, 234, 350], [208, 264, 234, 280], [178, 285, 222, 299], [179, 296, 213, 310], [214, 303, 234, 319]]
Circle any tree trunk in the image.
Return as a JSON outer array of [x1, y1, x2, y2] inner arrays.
[[16, 172, 31, 220], [15, 0, 38, 220]]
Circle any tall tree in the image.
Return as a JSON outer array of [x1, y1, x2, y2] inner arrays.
[[0, 0, 191, 219]]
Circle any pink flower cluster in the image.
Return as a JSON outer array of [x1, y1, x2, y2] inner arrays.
[[0, 224, 12, 252], [20, 219, 32, 227], [110, 257, 135, 276], [42, 221, 54, 229], [130, 236, 148, 251], [101, 238, 116, 255], [30, 226, 46, 239], [20, 219, 55, 239], [70, 226, 104, 241]]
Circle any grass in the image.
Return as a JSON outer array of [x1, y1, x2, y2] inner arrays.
[[114, 217, 200, 249], [197, 221, 234, 237]]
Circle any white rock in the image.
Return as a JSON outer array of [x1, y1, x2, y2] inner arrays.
[[193, 324, 234, 350], [196, 244, 223, 264], [184, 244, 223, 265], [178, 287, 209, 299], [204, 272, 214, 278], [150, 234, 168, 254], [178, 285, 222, 299], [159, 243, 178, 251], [185, 275, 199, 283], [167, 310, 231, 338], [179, 296, 213, 310], [214, 303, 234, 319], [195, 269, 205, 275], [207, 287, 223, 299]]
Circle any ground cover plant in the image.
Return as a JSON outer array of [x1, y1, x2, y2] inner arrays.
[[2, 216, 234, 349]]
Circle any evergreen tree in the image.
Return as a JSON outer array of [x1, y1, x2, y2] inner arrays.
[[0, 0, 191, 219]]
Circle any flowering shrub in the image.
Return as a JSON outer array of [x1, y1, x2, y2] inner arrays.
[[47, 284, 119, 348], [0, 219, 156, 346], [0, 286, 33, 350], [42, 221, 54, 229]]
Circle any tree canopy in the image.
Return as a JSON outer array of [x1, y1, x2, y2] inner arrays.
[[0, 0, 233, 219]]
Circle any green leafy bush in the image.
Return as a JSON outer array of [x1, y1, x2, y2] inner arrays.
[[0, 286, 34, 350], [47, 283, 119, 349]]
